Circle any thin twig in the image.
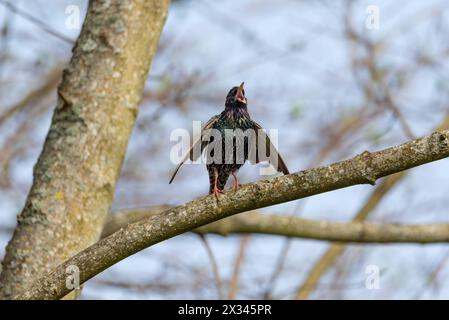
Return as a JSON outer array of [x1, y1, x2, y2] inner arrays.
[[198, 234, 224, 300], [227, 235, 249, 299], [0, 0, 75, 44], [0, 67, 61, 125]]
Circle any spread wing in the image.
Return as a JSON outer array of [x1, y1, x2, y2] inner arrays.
[[250, 121, 289, 175], [169, 115, 220, 183]]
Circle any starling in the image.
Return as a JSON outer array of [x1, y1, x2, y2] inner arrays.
[[169, 82, 289, 199]]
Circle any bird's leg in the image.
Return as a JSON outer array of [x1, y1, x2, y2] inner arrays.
[[231, 170, 240, 191], [212, 169, 223, 200]]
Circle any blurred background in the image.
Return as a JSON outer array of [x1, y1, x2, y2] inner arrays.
[[1, 0, 449, 299]]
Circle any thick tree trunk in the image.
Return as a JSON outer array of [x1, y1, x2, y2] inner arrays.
[[0, 0, 170, 298]]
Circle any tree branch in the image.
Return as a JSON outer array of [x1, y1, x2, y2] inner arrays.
[[17, 129, 449, 299], [103, 208, 449, 244], [295, 114, 449, 299], [196, 213, 449, 243]]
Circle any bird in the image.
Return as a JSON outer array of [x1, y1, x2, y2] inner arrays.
[[169, 82, 289, 199]]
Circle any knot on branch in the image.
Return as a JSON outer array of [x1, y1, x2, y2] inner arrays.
[[428, 131, 449, 158], [357, 150, 377, 185]]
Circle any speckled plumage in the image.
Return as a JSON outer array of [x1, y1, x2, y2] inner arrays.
[[169, 83, 289, 199], [205, 103, 254, 194]]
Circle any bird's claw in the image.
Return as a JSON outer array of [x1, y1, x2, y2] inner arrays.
[[231, 171, 241, 192], [212, 187, 224, 201]]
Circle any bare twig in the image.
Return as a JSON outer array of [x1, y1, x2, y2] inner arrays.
[[0, 0, 75, 44], [227, 235, 249, 299], [198, 234, 224, 300], [0, 67, 61, 125], [343, 0, 416, 140]]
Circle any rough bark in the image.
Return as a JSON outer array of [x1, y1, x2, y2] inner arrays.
[[0, 0, 170, 298], [103, 209, 449, 244], [295, 116, 449, 300], [16, 129, 449, 299]]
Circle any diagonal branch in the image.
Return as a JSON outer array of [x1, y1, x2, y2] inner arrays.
[[295, 115, 449, 300], [17, 129, 449, 299]]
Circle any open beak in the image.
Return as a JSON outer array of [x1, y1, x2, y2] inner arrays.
[[235, 82, 246, 104]]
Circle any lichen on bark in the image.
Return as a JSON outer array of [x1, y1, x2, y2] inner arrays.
[[0, 0, 170, 298]]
